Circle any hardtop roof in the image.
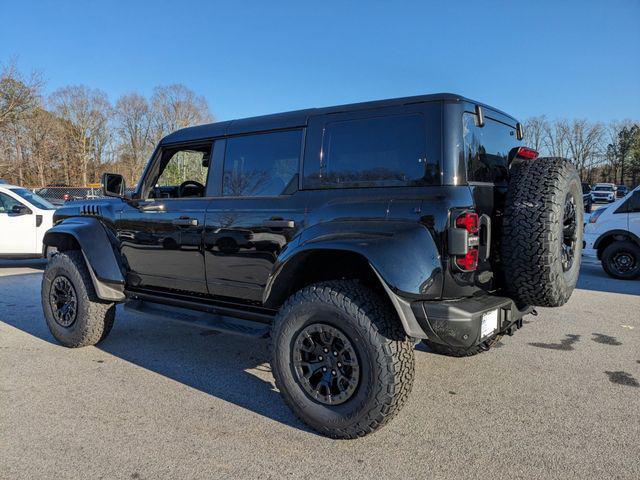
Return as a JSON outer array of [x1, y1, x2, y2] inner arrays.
[[160, 92, 518, 145]]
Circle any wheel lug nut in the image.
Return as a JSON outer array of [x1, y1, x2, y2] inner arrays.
[[324, 348, 329, 353], [322, 367, 327, 372], [332, 370, 336, 375], [333, 351, 338, 356], [318, 356, 323, 361], [337, 362, 342, 367]]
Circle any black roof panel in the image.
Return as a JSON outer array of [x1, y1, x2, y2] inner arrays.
[[159, 92, 516, 145]]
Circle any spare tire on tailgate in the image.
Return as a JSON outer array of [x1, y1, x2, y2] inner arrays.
[[501, 157, 583, 307]]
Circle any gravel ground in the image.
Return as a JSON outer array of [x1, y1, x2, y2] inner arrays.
[[1, 255, 638, 480]]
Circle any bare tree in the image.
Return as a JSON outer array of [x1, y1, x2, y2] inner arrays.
[[115, 93, 153, 184], [23, 108, 65, 187], [0, 61, 42, 183], [564, 119, 604, 180], [523, 115, 548, 153], [151, 84, 213, 142], [543, 119, 571, 159], [0, 61, 42, 128], [49, 85, 112, 185]]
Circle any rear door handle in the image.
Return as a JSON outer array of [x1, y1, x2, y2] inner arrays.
[[173, 217, 199, 227], [262, 219, 295, 228]]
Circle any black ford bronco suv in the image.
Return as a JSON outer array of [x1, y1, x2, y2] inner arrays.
[[41, 93, 584, 438]]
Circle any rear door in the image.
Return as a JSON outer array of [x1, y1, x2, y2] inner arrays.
[[204, 129, 306, 303], [0, 191, 37, 254]]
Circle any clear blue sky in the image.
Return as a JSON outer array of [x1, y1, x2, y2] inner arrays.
[[1, 0, 638, 122]]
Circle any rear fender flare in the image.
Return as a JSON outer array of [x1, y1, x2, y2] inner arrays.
[[263, 221, 443, 338], [43, 217, 125, 301]]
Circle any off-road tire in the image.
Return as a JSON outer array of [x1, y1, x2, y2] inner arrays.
[[502, 157, 583, 307], [601, 240, 640, 280], [42, 250, 116, 347], [271, 280, 415, 439]]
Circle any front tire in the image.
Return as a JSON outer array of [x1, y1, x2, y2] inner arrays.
[[42, 251, 116, 347], [601, 241, 640, 280], [271, 281, 415, 439]]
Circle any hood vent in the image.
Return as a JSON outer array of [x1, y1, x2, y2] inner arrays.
[[81, 204, 102, 216]]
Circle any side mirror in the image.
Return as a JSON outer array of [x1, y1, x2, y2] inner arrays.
[[11, 204, 31, 216], [102, 173, 126, 198]]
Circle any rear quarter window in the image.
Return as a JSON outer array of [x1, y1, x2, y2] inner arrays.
[[463, 113, 521, 184], [304, 113, 439, 189]]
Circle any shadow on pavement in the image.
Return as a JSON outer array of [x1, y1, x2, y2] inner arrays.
[[577, 259, 640, 296], [0, 272, 313, 435]]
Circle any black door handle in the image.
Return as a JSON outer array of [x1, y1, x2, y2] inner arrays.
[[262, 219, 295, 228], [173, 217, 199, 227], [139, 203, 166, 212]]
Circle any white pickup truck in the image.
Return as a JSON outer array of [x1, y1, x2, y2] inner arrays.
[[0, 183, 56, 258]]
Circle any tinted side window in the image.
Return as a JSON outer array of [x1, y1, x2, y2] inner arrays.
[[0, 192, 23, 213], [463, 113, 521, 183], [223, 130, 301, 197], [304, 113, 437, 189], [616, 191, 640, 213]]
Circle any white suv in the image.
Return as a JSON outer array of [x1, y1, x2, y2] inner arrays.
[[584, 185, 640, 279], [0, 184, 56, 258], [590, 183, 616, 203]]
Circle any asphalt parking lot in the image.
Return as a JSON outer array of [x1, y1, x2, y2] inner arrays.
[[1, 254, 639, 479]]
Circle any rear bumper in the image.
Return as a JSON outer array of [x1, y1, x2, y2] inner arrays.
[[410, 295, 532, 348]]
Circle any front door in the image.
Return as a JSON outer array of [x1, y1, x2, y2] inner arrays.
[[0, 192, 36, 255], [204, 129, 306, 303], [118, 143, 215, 294]]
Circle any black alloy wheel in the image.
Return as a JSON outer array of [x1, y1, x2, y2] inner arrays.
[[49, 275, 78, 327], [562, 194, 578, 272], [610, 251, 637, 276], [292, 323, 360, 405]]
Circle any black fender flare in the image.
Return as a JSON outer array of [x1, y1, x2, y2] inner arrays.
[[263, 220, 443, 338], [43, 217, 126, 301]]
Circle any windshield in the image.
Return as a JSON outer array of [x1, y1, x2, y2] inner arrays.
[[11, 188, 56, 210], [594, 186, 614, 192]]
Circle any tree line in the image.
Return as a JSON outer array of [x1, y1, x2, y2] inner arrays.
[[0, 61, 212, 187], [523, 116, 640, 186], [1, 61, 639, 188]]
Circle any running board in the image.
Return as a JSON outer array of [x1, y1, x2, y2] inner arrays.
[[125, 300, 271, 338]]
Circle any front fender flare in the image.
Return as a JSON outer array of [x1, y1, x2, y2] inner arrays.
[[44, 217, 125, 301]]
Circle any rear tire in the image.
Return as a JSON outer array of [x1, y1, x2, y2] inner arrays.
[[601, 241, 640, 280], [271, 280, 415, 439], [502, 157, 583, 307], [41, 251, 116, 347]]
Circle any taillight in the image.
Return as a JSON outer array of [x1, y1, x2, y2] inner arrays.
[[455, 212, 479, 234], [63, 194, 71, 201], [452, 211, 480, 271], [515, 147, 538, 160], [456, 248, 479, 271]]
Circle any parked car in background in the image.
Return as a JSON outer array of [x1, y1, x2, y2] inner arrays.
[[591, 183, 616, 203], [584, 185, 640, 279], [582, 182, 592, 213], [35, 185, 102, 206], [616, 185, 629, 198], [0, 184, 56, 258]]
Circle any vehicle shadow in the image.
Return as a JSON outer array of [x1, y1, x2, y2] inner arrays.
[[0, 273, 313, 435], [0, 258, 47, 273], [577, 259, 640, 296]]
